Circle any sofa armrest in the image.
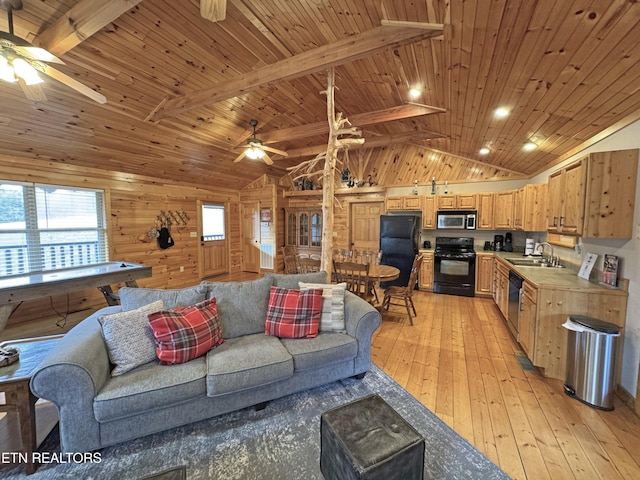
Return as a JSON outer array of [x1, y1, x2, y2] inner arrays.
[[30, 306, 120, 452], [343, 292, 382, 373]]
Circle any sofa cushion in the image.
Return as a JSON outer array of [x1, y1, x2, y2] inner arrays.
[[265, 271, 327, 289], [280, 333, 358, 371], [98, 300, 165, 376], [119, 285, 207, 311], [206, 334, 293, 396], [203, 276, 273, 338], [265, 286, 323, 339], [299, 281, 347, 333], [94, 357, 207, 422], [148, 297, 224, 365]]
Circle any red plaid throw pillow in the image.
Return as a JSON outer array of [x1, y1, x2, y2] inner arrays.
[[148, 297, 224, 365], [265, 286, 323, 339]]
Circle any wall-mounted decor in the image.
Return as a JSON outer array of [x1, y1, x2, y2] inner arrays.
[[261, 207, 272, 223]]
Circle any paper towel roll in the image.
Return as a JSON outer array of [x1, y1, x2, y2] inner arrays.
[[525, 238, 535, 255]]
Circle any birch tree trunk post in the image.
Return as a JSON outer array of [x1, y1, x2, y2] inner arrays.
[[320, 68, 338, 275]]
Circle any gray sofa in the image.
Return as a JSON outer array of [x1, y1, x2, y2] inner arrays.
[[30, 272, 381, 453]]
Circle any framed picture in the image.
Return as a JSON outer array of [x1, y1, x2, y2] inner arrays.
[[260, 207, 272, 223]]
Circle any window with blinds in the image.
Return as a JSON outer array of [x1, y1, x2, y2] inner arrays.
[[0, 182, 108, 276]]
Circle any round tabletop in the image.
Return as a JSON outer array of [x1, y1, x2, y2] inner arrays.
[[369, 265, 400, 282]]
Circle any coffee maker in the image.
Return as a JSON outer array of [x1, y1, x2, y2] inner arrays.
[[493, 234, 504, 251], [504, 232, 513, 252]]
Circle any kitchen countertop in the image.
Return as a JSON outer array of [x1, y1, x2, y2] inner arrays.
[[488, 251, 627, 295]]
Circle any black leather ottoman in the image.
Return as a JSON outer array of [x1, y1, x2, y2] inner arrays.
[[320, 394, 425, 480]]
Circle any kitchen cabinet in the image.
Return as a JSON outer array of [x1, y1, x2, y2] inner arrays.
[[493, 190, 515, 229], [477, 193, 494, 229], [514, 184, 547, 231], [437, 193, 477, 210], [547, 158, 587, 234], [386, 196, 421, 211], [422, 195, 436, 229], [583, 149, 639, 238], [493, 260, 509, 318], [419, 250, 434, 290], [518, 281, 537, 357], [475, 253, 493, 296]]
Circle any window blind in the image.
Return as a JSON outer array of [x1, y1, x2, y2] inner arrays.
[[0, 182, 108, 276]]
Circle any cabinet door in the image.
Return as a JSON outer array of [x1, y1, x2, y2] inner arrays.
[[457, 193, 477, 209], [519, 291, 536, 358], [523, 184, 547, 232], [560, 159, 586, 234], [298, 213, 310, 247], [475, 255, 493, 295], [494, 191, 515, 229], [513, 188, 524, 230], [546, 170, 563, 231], [422, 195, 436, 229], [419, 253, 434, 289], [386, 197, 404, 210], [437, 195, 456, 209], [404, 196, 421, 210], [477, 193, 494, 229]]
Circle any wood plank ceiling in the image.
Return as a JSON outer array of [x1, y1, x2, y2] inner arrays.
[[0, 0, 639, 189]]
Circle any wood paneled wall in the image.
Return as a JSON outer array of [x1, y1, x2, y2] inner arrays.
[[0, 155, 240, 339]]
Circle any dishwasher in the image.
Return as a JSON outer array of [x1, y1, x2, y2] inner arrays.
[[507, 270, 524, 337]]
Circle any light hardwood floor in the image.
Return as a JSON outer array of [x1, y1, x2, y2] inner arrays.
[[374, 289, 640, 480]]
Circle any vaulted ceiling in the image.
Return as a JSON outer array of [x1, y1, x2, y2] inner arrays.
[[1, 0, 639, 190]]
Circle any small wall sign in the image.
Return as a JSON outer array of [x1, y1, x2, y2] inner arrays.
[[260, 207, 272, 223]]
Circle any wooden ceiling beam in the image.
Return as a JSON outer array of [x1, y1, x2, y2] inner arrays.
[[34, 0, 144, 56], [285, 130, 445, 159], [258, 103, 445, 144], [148, 22, 444, 122]]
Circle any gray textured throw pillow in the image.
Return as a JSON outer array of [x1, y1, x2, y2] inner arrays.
[[299, 281, 346, 333], [119, 285, 207, 311], [98, 300, 164, 376]]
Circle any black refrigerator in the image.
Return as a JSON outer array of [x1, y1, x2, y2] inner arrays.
[[379, 215, 420, 287]]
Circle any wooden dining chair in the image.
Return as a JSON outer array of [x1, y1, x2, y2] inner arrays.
[[381, 254, 423, 325], [332, 260, 373, 303], [298, 257, 321, 273]]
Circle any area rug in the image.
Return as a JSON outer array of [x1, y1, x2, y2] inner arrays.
[[1, 365, 509, 479]]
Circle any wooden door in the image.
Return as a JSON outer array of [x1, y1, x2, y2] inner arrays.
[[419, 252, 434, 290], [199, 201, 228, 278], [513, 188, 524, 230], [241, 202, 260, 273], [546, 170, 563, 231], [422, 195, 436, 229], [561, 158, 586, 235], [494, 191, 515, 229], [437, 195, 456, 209], [477, 193, 494, 229], [457, 193, 477, 209], [475, 254, 493, 296], [350, 202, 384, 251]]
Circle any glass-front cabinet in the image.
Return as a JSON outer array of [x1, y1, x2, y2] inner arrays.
[[285, 209, 322, 256]]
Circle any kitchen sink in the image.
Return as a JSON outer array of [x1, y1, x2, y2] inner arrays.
[[505, 257, 560, 268]]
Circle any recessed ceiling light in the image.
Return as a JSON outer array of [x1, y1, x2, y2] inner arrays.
[[523, 142, 537, 151], [479, 147, 490, 155], [494, 107, 510, 118], [409, 88, 421, 99]]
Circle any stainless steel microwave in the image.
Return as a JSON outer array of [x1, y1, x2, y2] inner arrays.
[[436, 210, 477, 230]]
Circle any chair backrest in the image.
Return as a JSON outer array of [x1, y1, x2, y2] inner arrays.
[[405, 254, 424, 295], [333, 260, 370, 296], [332, 249, 353, 262], [354, 249, 382, 265], [281, 245, 297, 257], [282, 254, 299, 274], [298, 257, 321, 273]]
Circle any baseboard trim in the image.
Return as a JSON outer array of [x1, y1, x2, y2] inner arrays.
[[616, 384, 637, 415]]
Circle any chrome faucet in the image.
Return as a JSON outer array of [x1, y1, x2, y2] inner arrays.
[[538, 242, 554, 265]]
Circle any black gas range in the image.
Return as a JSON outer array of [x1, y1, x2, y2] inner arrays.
[[433, 237, 476, 297]]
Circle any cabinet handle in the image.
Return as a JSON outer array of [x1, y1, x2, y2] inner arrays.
[[560, 216, 564, 226], [553, 216, 558, 227]]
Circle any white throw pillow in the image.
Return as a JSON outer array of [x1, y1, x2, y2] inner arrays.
[[298, 282, 346, 333], [98, 300, 164, 376]]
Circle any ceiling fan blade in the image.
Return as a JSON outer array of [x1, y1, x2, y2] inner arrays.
[[200, 0, 227, 22], [262, 152, 274, 165], [31, 63, 107, 104], [262, 145, 288, 157], [17, 78, 47, 102], [233, 151, 246, 163], [0, 32, 64, 64]]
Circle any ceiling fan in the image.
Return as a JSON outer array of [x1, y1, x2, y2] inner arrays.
[[0, 0, 106, 103], [200, 0, 227, 22], [234, 119, 288, 166]]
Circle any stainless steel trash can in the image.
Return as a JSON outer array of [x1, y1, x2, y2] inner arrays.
[[563, 315, 620, 410]]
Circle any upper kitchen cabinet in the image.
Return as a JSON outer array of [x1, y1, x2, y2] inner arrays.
[[547, 158, 587, 235], [493, 190, 515, 229], [386, 196, 422, 211], [422, 195, 436, 229], [583, 149, 639, 238], [514, 184, 547, 231], [477, 193, 494, 229], [547, 149, 638, 238], [437, 193, 477, 210]]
